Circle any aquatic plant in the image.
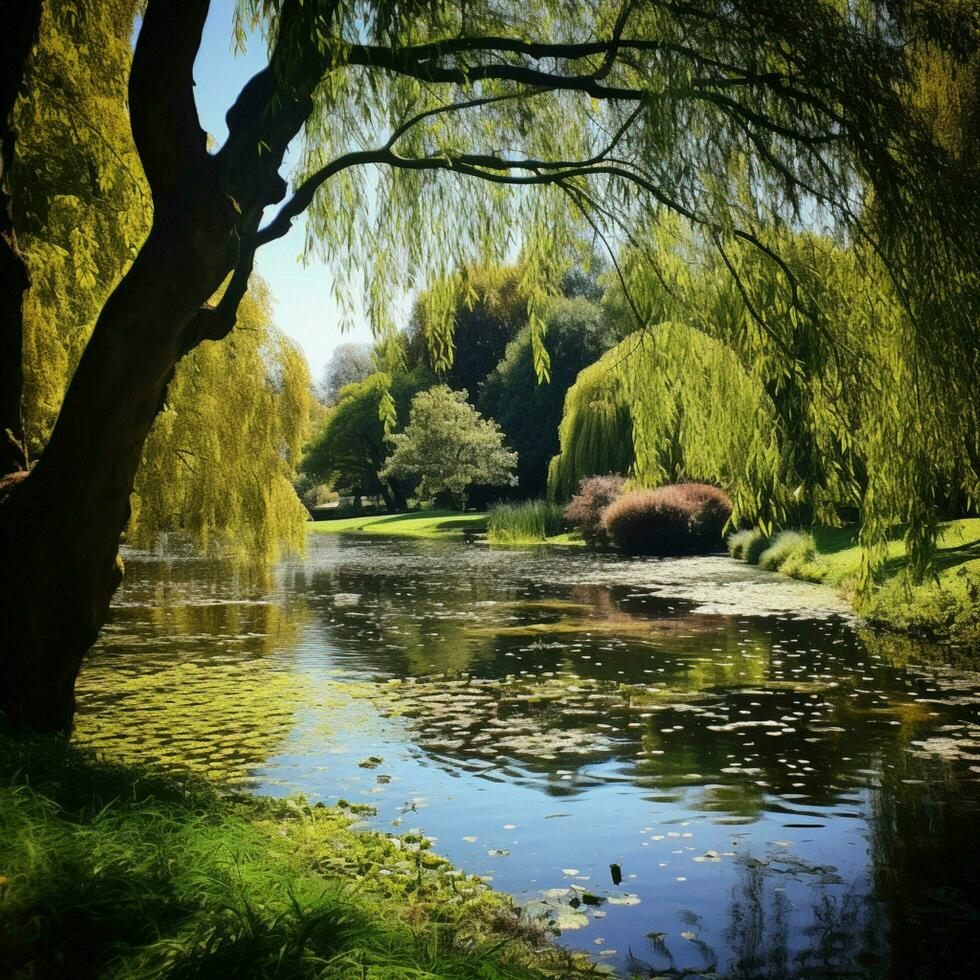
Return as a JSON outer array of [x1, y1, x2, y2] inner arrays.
[[487, 499, 565, 543], [563, 474, 625, 545], [602, 483, 733, 556]]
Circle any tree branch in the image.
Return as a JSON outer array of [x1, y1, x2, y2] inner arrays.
[[129, 0, 211, 199]]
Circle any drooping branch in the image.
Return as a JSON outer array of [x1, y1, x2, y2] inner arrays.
[[182, 1, 900, 367]]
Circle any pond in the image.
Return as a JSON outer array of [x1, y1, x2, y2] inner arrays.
[[76, 535, 980, 978]]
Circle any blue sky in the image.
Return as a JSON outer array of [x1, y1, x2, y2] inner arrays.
[[192, 0, 378, 380]]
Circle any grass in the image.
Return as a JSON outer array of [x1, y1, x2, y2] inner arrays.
[[486, 501, 566, 544], [0, 731, 594, 979], [728, 518, 980, 646], [757, 530, 818, 576], [726, 528, 770, 564], [309, 509, 488, 540], [310, 508, 583, 547]]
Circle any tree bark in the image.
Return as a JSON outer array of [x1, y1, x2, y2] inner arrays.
[[0, 169, 241, 729], [0, 0, 317, 731]]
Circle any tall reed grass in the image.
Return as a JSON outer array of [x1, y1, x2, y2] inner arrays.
[[487, 500, 566, 543]]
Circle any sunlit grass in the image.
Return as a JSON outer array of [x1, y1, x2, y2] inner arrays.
[[728, 518, 980, 645], [309, 509, 488, 539], [726, 528, 769, 563], [487, 500, 566, 544], [0, 732, 592, 978], [310, 507, 583, 546]]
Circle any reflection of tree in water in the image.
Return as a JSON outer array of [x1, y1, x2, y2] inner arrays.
[[106, 552, 308, 655], [628, 856, 884, 978], [322, 571, 976, 814], [868, 747, 980, 979], [75, 553, 313, 784], [306, 564, 505, 677]]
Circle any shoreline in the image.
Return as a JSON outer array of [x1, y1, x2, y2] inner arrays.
[[0, 732, 596, 978], [727, 519, 980, 649], [308, 509, 584, 546], [309, 512, 980, 647]]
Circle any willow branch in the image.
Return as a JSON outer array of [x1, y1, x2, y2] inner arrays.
[[130, 0, 210, 198]]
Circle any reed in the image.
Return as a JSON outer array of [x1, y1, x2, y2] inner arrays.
[[487, 500, 566, 543]]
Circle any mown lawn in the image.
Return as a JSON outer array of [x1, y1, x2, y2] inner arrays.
[[811, 519, 980, 643], [309, 509, 488, 540], [309, 510, 584, 546], [809, 518, 980, 588]]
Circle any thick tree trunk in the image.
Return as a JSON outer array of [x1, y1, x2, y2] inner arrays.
[[0, 182, 239, 730], [0, 0, 317, 732]]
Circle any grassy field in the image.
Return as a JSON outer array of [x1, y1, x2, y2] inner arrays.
[[310, 509, 583, 546], [310, 509, 488, 539], [0, 732, 592, 978], [730, 518, 980, 645]]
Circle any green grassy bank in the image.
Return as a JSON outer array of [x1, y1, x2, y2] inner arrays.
[[310, 509, 488, 540], [309, 509, 582, 546], [0, 734, 593, 979], [729, 518, 980, 646]]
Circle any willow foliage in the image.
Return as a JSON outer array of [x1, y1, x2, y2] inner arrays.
[[547, 347, 633, 504], [552, 217, 978, 582], [15, 1, 311, 557], [548, 323, 788, 530], [14, 0, 147, 454], [234, 0, 969, 380], [129, 287, 311, 558]]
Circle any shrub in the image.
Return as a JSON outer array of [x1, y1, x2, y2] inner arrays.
[[727, 528, 770, 564], [727, 529, 752, 559], [487, 500, 566, 543], [602, 482, 732, 556], [861, 569, 980, 644], [562, 474, 625, 544], [757, 530, 816, 571]]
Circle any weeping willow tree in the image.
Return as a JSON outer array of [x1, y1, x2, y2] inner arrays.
[[130, 285, 311, 556], [611, 216, 978, 581], [11, 1, 312, 558], [1, 0, 973, 731], [546, 352, 633, 502], [553, 215, 978, 580], [548, 323, 794, 530]]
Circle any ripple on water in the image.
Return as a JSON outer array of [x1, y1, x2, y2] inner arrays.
[[77, 534, 980, 977]]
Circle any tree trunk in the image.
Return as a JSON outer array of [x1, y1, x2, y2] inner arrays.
[[0, 0, 319, 732], [0, 181, 239, 730]]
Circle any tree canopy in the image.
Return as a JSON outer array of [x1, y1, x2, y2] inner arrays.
[[480, 296, 615, 496], [11, 0, 312, 557], [382, 386, 517, 508], [302, 367, 432, 508], [404, 265, 529, 396], [317, 342, 375, 404]]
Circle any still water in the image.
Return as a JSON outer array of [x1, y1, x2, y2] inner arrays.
[[77, 534, 980, 977]]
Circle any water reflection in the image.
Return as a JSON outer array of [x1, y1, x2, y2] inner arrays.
[[77, 535, 980, 976]]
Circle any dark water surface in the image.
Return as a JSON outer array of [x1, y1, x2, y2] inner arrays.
[[78, 535, 980, 978]]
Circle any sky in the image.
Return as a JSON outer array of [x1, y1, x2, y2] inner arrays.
[[192, 0, 379, 380]]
